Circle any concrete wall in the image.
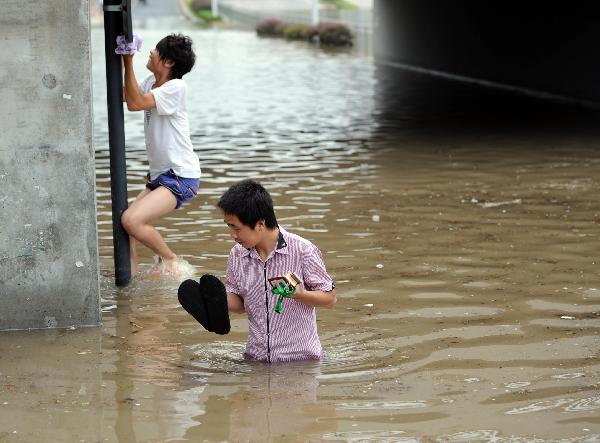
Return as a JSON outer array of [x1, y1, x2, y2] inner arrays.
[[374, 0, 600, 105], [0, 1, 100, 330]]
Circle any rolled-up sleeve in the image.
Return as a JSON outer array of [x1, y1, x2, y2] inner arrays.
[[151, 79, 184, 115], [225, 249, 242, 296], [302, 244, 334, 292]]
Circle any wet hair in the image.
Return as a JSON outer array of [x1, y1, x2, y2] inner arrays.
[[156, 33, 195, 79], [217, 179, 278, 229]]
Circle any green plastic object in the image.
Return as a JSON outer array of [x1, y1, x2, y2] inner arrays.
[[269, 272, 301, 314], [272, 282, 296, 314]]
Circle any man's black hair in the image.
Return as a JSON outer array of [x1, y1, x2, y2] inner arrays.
[[156, 33, 195, 79], [217, 179, 278, 229]]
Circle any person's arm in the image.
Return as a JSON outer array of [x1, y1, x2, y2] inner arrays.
[[122, 54, 156, 111], [292, 287, 336, 309], [227, 292, 245, 314], [292, 242, 337, 309]]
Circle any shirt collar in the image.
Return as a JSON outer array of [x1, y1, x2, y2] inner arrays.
[[276, 228, 288, 251], [241, 225, 289, 258]]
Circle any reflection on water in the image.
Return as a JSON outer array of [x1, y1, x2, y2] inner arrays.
[[2, 20, 600, 442]]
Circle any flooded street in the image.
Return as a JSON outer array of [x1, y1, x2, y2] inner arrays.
[[2, 17, 600, 443]]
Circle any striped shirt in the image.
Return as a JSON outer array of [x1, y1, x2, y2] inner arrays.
[[225, 226, 334, 363]]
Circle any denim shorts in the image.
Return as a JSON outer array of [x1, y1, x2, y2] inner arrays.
[[146, 169, 199, 209]]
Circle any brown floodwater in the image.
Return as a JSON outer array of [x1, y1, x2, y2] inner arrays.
[[1, 23, 600, 443]]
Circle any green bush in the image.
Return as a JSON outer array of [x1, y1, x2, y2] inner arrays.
[[313, 23, 353, 46], [196, 9, 221, 22], [257, 19, 353, 48], [189, 0, 221, 22], [283, 24, 309, 41], [335, 0, 358, 10], [322, 0, 358, 10], [256, 19, 288, 37], [190, 0, 211, 12]]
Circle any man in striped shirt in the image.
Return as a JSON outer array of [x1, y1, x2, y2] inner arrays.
[[218, 180, 337, 363]]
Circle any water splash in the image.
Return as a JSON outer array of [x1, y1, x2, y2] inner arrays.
[[145, 256, 197, 280]]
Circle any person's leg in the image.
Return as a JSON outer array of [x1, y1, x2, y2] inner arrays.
[[121, 186, 178, 272], [127, 187, 152, 275]]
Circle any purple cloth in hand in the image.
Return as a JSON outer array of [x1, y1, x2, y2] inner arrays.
[[115, 33, 143, 55]]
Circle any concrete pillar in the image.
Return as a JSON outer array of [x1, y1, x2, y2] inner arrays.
[[0, 0, 100, 330]]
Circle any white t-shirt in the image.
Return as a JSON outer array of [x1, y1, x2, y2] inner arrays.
[[139, 75, 201, 180]]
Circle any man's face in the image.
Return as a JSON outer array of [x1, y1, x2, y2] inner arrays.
[[146, 48, 159, 71], [146, 48, 170, 74], [224, 214, 263, 249]]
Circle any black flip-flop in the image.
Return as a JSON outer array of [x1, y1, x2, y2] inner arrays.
[[178, 274, 230, 335]]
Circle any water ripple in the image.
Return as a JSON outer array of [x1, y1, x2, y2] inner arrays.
[[322, 431, 420, 442], [336, 400, 427, 410]]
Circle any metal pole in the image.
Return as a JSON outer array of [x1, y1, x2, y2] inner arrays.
[[103, 0, 131, 287], [312, 0, 319, 25], [212, 0, 219, 17]]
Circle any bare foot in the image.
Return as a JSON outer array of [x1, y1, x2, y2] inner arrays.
[[147, 255, 177, 276], [147, 256, 166, 275], [163, 256, 178, 275], [145, 255, 195, 280]]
